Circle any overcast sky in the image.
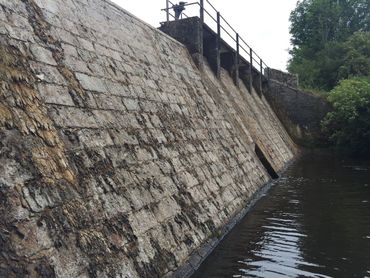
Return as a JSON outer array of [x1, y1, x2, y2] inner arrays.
[[111, 0, 299, 71]]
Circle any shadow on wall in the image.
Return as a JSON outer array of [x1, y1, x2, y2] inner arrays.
[[255, 144, 279, 180]]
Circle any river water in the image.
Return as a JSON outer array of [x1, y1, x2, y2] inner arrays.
[[193, 152, 370, 278]]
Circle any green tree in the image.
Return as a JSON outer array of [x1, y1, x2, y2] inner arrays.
[[338, 32, 370, 80], [288, 0, 370, 90], [321, 77, 370, 155]]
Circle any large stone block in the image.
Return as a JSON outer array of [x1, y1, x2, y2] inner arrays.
[[75, 73, 107, 93], [38, 83, 74, 105]]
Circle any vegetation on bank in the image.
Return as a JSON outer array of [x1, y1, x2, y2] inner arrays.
[[322, 77, 370, 155], [288, 0, 370, 154]]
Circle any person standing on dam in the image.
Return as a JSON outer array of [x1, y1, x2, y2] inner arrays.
[[173, 1, 187, 20]]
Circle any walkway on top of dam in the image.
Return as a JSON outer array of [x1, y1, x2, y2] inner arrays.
[[159, 0, 270, 95]]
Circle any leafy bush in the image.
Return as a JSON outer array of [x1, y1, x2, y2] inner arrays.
[[321, 77, 370, 155]]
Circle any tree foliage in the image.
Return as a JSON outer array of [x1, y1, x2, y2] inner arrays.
[[321, 77, 370, 155], [338, 32, 370, 80], [288, 0, 370, 90]]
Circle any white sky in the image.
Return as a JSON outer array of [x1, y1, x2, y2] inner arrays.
[[111, 0, 299, 71]]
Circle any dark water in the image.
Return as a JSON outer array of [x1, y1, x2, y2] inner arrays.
[[193, 152, 370, 278]]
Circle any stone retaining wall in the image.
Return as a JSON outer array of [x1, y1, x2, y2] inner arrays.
[[268, 68, 299, 88], [265, 71, 332, 145], [0, 1, 296, 277]]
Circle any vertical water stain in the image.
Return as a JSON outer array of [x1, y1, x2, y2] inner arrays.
[[0, 42, 75, 185]]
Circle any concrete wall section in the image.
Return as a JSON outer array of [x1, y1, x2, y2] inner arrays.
[[0, 0, 296, 277], [159, 17, 203, 55]]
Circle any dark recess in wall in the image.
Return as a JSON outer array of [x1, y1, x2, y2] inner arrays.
[[255, 144, 279, 179]]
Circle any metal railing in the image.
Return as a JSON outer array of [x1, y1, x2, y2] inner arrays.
[[162, 0, 270, 91], [164, 0, 194, 20]]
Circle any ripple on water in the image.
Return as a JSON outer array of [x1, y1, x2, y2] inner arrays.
[[192, 153, 370, 278]]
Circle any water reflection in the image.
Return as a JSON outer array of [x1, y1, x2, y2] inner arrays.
[[193, 152, 370, 278]]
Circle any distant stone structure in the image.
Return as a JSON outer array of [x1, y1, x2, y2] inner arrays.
[[266, 68, 332, 145], [265, 69, 332, 147], [0, 0, 297, 277], [267, 68, 299, 88]]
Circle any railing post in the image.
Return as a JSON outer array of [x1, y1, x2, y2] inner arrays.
[[216, 12, 221, 79], [260, 58, 263, 94], [200, 0, 204, 24], [249, 48, 253, 93], [166, 0, 169, 22], [199, 0, 204, 57], [235, 33, 239, 87]]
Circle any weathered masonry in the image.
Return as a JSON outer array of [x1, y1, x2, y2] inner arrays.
[[0, 0, 297, 277], [160, 1, 332, 147], [265, 70, 332, 145]]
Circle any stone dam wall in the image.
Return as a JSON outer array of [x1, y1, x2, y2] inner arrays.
[[0, 0, 297, 277], [266, 70, 332, 145]]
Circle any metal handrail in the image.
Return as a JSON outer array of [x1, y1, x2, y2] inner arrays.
[[162, 0, 270, 89], [203, 7, 217, 24], [220, 24, 236, 43], [205, 0, 218, 13], [220, 15, 238, 36], [240, 45, 251, 57]]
